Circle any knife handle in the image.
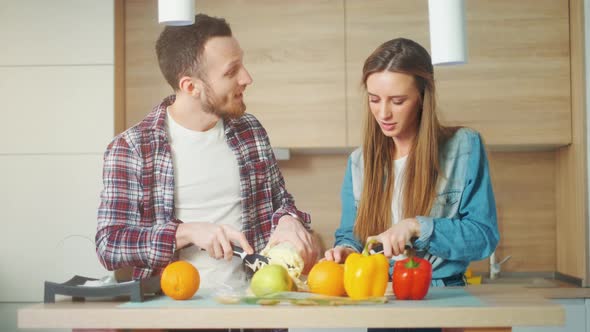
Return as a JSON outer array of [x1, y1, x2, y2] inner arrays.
[[198, 245, 247, 259], [230, 244, 248, 259], [368, 242, 413, 255]]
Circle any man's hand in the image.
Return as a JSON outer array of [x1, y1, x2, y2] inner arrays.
[[367, 218, 420, 257], [323, 245, 356, 264], [268, 215, 318, 273], [176, 222, 254, 260]]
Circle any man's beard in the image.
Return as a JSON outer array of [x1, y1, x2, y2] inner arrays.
[[201, 83, 246, 120]]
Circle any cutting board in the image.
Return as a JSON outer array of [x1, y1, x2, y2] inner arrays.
[[119, 287, 482, 308]]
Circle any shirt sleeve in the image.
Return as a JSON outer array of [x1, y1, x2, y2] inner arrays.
[[334, 156, 363, 252], [413, 132, 500, 262], [95, 137, 179, 271]]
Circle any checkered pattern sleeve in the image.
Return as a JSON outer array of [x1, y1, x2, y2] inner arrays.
[[95, 135, 178, 272]]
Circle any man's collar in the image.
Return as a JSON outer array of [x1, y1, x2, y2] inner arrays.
[[137, 95, 176, 137]]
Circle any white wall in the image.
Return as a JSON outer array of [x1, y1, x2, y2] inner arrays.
[[0, 0, 114, 302]]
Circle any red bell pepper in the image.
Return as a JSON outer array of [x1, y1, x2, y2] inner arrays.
[[392, 252, 432, 300]]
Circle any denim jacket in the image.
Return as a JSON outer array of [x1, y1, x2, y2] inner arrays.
[[335, 128, 499, 286]]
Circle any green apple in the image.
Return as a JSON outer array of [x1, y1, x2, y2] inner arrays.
[[250, 264, 294, 297]]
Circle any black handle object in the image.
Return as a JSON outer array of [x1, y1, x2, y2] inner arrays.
[[200, 245, 298, 272], [199, 245, 270, 272], [230, 244, 249, 259], [368, 242, 414, 255], [231, 245, 272, 268], [43, 274, 161, 303]]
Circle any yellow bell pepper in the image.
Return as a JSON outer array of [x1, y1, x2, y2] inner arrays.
[[344, 240, 390, 300]]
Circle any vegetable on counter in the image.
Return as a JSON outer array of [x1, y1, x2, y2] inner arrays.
[[392, 249, 432, 300], [344, 240, 389, 300]]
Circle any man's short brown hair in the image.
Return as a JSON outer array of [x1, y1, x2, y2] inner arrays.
[[156, 14, 232, 91]]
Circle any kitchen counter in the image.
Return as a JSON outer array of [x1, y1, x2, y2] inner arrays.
[[476, 271, 590, 299], [523, 286, 590, 299], [18, 285, 564, 331]]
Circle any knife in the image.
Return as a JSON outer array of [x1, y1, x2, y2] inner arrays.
[[230, 245, 272, 272], [233, 245, 297, 272], [199, 245, 296, 273], [368, 242, 414, 255]]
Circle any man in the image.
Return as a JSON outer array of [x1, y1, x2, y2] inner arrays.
[[96, 14, 316, 290]]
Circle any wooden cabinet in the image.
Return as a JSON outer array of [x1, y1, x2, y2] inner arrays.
[[345, 0, 571, 148], [556, 0, 587, 284], [122, 0, 571, 149], [124, 0, 347, 148], [345, 0, 430, 147]]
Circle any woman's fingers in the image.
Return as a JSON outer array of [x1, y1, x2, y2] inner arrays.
[[324, 250, 333, 261]]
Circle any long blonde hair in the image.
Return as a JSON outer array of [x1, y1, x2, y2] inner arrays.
[[354, 38, 457, 243]]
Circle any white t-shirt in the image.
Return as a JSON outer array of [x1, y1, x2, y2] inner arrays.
[[391, 155, 408, 261], [166, 110, 247, 290], [391, 155, 408, 225]]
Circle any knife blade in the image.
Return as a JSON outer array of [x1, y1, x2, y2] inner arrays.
[[230, 245, 272, 272], [199, 245, 296, 273], [234, 245, 298, 273], [198, 245, 271, 272]]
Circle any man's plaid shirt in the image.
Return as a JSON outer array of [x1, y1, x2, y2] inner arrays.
[[96, 95, 311, 280]]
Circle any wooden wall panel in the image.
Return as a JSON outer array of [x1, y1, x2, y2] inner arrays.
[[345, 0, 429, 146], [470, 151, 556, 273], [555, 0, 587, 282], [125, 0, 346, 147], [115, 0, 126, 136], [125, 0, 571, 149], [279, 154, 348, 253], [280, 151, 556, 273], [345, 0, 571, 148], [125, 0, 169, 127]]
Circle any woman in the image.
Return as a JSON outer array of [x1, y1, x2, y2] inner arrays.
[[325, 38, 499, 291]]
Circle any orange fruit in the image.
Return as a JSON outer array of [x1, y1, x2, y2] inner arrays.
[[160, 261, 200, 300], [307, 261, 346, 297]]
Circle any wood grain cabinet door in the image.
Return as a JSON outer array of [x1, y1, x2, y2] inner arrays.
[[124, 0, 347, 148], [345, 0, 571, 149], [123, 0, 571, 149]]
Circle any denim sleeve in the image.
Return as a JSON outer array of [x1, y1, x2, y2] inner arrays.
[[334, 156, 363, 252], [413, 132, 500, 262]]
